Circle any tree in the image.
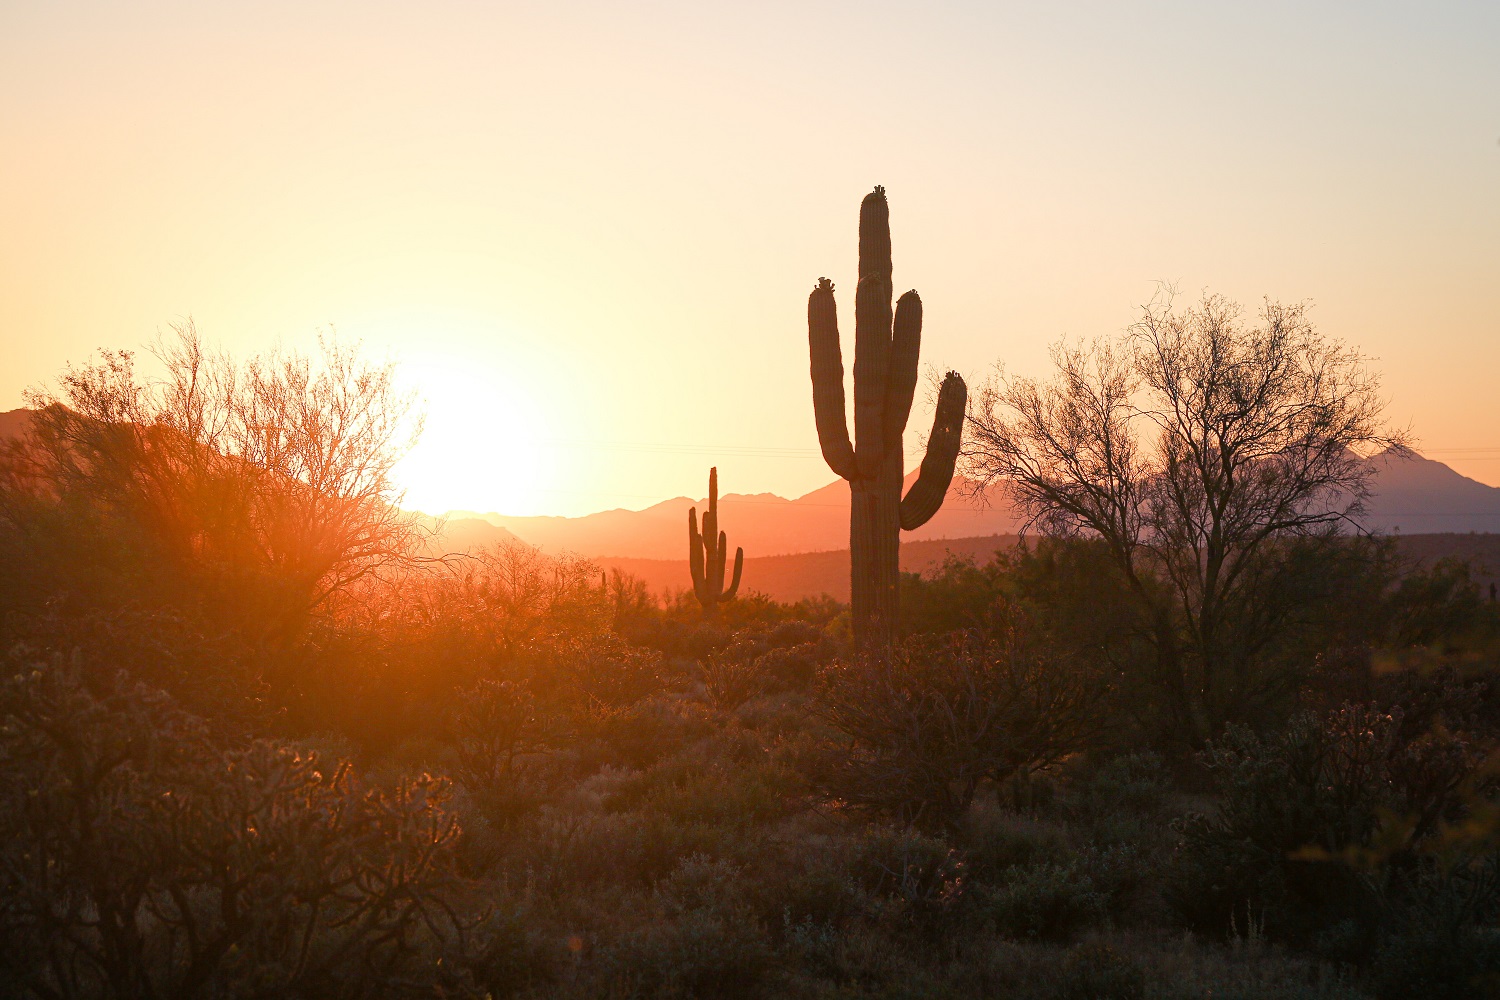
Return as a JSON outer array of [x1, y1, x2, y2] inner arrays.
[[962, 291, 1405, 742], [1, 323, 422, 642]]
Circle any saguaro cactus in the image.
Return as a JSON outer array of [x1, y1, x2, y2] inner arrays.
[[688, 467, 743, 617], [808, 186, 967, 646]]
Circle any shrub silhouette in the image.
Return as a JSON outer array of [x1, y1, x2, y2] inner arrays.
[[0, 648, 469, 998], [810, 622, 1109, 831]]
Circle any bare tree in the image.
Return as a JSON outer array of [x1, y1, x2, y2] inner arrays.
[[9, 322, 423, 636], [963, 291, 1406, 741]]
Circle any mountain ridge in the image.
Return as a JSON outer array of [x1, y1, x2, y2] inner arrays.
[[440, 450, 1500, 561], [5, 408, 1498, 561]]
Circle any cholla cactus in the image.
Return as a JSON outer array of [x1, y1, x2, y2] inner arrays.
[[688, 467, 743, 616], [808, 186, 967, 645]]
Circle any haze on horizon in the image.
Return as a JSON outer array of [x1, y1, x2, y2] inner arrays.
[[2, 1, 1497, 518]]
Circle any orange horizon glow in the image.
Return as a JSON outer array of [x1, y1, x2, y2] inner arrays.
[[3, 2, 1497, 517]]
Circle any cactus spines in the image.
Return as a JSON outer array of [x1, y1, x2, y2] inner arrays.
[[807, 187, 968, 646], [688, 467, 743, 616]]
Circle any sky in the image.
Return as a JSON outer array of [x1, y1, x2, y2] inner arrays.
[[2, 1, 1497, 517]]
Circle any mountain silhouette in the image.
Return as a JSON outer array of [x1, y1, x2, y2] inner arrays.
[[445, 452, 1500, 560], [1361, 448, 1500, 534], [5, 409, 1498, 559], [445, 471, 1020, 560]]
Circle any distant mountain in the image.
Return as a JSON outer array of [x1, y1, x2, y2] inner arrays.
[[448, 471, 1020, 560], [7, 406, 1500, 554], [1359, 449, 1500, 534], [418, 515, 523, 556], [451, 451, 1500, 560], [0, 408, 32, 442]]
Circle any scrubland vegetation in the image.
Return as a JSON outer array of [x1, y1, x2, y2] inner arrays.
[[3, 318, 1500, 999]]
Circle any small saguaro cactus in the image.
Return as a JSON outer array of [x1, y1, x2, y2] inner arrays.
[[808, 186, 967, 646], [688, 467, 743, 616]]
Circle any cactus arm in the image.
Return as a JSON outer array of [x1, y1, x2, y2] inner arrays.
[[854, 272, 893, 478], [884, 289, 923, 446], [899, 371, 968, 530], [808, 279, 856, 480], [688, 507, 707, 602], [713, 530, 729, 595], [723, 547, 743, 600]]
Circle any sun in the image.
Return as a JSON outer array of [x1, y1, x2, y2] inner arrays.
[[391, 359, 553, 517]]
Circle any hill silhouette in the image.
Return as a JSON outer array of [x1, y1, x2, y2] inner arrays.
[[6, 409, 1499, 565], [445, 449, 1500, 560], [445, 470, 1020, 559]]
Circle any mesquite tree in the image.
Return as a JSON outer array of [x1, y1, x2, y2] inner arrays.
[[962, 292, 1405, 741], [808, 187, 967, 645], [688, 466, 743, 616]]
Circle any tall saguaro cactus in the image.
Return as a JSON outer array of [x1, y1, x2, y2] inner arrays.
[[808, 186, 967, 646], [688, 467, 743, 617]]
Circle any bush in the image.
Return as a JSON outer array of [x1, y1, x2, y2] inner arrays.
[[1168, 702, 1497, 972], [1364, 858, 1500, 1000], [0, 648, 471, 998], [810, 625, 1109, 831], [960, 804, 1075, 880], [591, 855, 772, 999], [846, 825, 969, 926], [979, 863, 1106, 941], [447, 676, 566, 823], [1053, 943, 1146, 1000]]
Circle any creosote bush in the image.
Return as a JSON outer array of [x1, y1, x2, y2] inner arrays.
[[811, 620, 1110, 830], [0, 648, 472, 999]]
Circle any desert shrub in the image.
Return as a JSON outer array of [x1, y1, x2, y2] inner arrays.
[[696, 647, 772, 711], [694, 622, 839, 706], [960, 804, 1075, 880], [447, 676, 566, 824], [1053, 942, 1146, 1000], [810, 624, 1109, 831], [582, 695, 717, 771], [1358, 856, 1500, 1000], [1168, 702, 1497, 973], [548, 634, 671, 710], [899, 553, 1009, 636], [844, 826, 969, 927], [1063, 751, 1176, 846], [1384, 556, 1495, 650], [1169, 708, 1389, 939], [605, 753, 792, 830], [771, 861, 861, 935], [1075, 843, 1158, 922], [0, 604, 270, 732], [1066, 752, 1173, 824], [979, 862, 1106, 941], [0, 647, 471, 999], [586, 855, 772, 999], [0, 332, 422, 654], [460, 905, 561, 1000]]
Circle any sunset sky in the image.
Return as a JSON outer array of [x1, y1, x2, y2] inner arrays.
[[2, 1, 1496, 517]]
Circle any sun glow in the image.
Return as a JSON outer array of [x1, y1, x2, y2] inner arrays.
[[391, 358, 554, 517]]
